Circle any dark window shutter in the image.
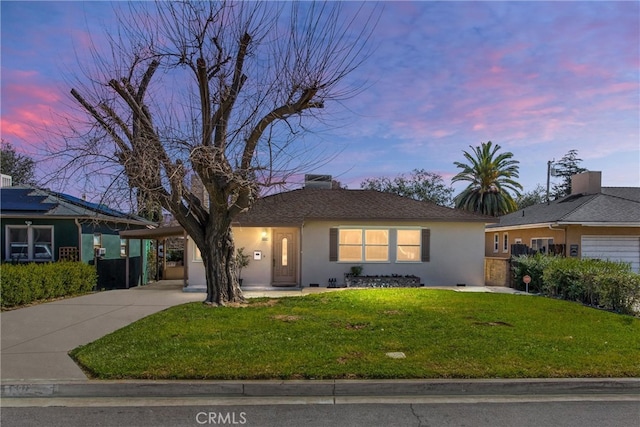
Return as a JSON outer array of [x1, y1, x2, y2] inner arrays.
[[421, 229, 430, 262], [329, 228, 338, 262]]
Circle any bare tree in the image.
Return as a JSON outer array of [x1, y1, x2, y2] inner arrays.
[[58, 1, 378, 305]]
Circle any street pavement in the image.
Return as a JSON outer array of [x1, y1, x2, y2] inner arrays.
[[1, 281, 638, 403]]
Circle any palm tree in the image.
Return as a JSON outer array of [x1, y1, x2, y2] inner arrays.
[[452, 141, 523, 216]]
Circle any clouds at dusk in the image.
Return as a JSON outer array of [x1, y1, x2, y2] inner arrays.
[[1, 1, 638, 195]]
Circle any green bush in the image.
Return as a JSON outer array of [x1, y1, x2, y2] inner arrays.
[[511, 255, 640, 315], [542, 257, 586, 301], [510, 253, 554, 293], [1, 262, 97, 309], [594, 270, 640, 315]]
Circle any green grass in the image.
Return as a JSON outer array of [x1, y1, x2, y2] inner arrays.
[[70, 289, 640, 380]]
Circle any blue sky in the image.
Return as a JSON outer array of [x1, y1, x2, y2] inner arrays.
[[2, 1, 639, 198]]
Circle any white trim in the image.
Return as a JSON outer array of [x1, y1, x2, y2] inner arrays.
[[487, 223, 555, 232], [488, 222, 640, 232], [557, 222, 640, 227], [5, 224, 55, 261]]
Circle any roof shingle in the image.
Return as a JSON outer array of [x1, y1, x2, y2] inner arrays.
[[488, 187, 640, 228], [235, 189, 496, 226]]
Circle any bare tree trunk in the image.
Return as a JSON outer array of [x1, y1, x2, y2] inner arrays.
[[202, 217, 243, 305]]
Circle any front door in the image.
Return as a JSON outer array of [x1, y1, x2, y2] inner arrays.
[[272, 228, 298, 286]]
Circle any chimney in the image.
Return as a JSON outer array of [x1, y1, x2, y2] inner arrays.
[[571, 171, 601, 195], [304, 174, 332, 190]]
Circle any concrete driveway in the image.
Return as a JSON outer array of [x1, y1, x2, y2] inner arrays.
[[1, 281, 204, 382]]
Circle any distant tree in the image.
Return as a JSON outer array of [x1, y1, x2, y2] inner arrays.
[[551, 149, 587, 199], [452, 141, 523, 216], [0, 140, 36, 185], [516, 184, 546, 209], [360, 169, 454, 206]]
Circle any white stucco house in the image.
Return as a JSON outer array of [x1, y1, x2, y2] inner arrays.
[[177, 185, 496, 291]]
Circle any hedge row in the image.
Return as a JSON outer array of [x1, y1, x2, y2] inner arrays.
[[512, 254, 640, 315], [1, 262, 97, 309]]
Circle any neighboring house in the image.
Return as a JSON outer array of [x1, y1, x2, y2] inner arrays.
[[176, 179, 496, 291], [1, 185, 155, 288], [485, 171, 640, 276]]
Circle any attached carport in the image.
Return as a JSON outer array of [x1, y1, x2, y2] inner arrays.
[[119, 226, 188, 288]]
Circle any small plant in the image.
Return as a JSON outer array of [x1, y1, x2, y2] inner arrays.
[[236, 247, 251, 284], [350, 265, 363, 276]]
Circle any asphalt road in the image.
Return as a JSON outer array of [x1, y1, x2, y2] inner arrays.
[[2, 394, 639, 427]]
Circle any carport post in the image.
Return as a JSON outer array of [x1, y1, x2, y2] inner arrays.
[[125, 238, 130, 289]]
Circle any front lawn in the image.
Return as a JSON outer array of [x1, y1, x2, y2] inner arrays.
[[70, 289, 640, 379]]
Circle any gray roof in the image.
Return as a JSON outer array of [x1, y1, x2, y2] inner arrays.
[[1, 186, 154, 226], [235, 188, 496, 226], [488, 187, 640, 228]]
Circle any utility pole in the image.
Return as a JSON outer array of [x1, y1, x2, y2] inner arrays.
[[546, 160, 554, 205]]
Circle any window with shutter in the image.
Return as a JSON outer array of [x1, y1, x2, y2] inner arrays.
[[421, 229, 430, 262], [329, 228, 338, 261]]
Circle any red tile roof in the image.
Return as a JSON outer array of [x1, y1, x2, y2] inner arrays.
[[234, 189, 496, 226]]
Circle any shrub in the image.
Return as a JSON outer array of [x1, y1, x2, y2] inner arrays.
[[542, 257, 586, 301], [511, 255, 640, 315], [0, 262, 97, 309], [594, 270, 640, 315], [510, 254, 554, 293]]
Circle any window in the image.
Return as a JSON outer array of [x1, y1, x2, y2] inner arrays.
[[120, 239, 127, 257], [193, 241, 202, 262], [365, 229, 388, 261], [93, 233, 102, 249], [331, 228, 430, 263], [397, 229, 421, 262], [338, 228, 389, 262], [502, 233, 509, 253], [281, 237, 288, 266], [493, 233, 499, 253], [338, 229, 362, 262], [6, 225, 53, 261], [531, 238, 554, 254]]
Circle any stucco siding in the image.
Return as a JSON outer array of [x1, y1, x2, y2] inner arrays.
[[302, 220, 486, 287], [188, 221, 488, 288], [485, 225, 640, 259], [233, 227, 274, 286], [485, 227, 566, 258]]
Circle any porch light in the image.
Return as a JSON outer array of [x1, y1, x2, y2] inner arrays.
[[261, 229, 268, 241]]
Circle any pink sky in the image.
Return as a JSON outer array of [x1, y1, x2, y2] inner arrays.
[[1, 1, 638, 199]]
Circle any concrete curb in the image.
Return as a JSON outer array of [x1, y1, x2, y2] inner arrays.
[[2, 378, 639, 399]]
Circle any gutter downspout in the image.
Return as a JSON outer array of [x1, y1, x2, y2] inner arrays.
[[74, 218, 82, 261]]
